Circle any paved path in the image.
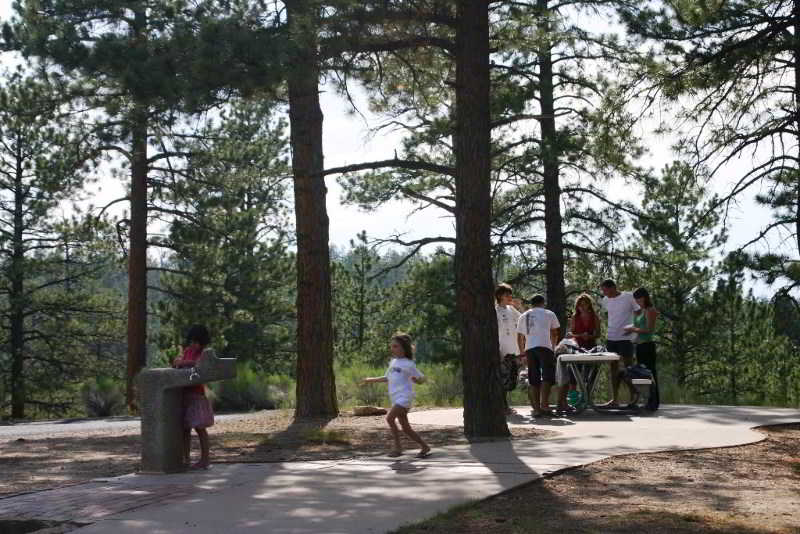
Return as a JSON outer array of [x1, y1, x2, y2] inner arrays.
[[0, 413, 253, 442], [0, 405, 797, 534]]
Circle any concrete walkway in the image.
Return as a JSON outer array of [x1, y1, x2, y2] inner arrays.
[[0, 405, 797, 534], [0, 413, 254, 441]]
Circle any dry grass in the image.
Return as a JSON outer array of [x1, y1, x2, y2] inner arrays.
[[4, 411, 798, 534], [394, 424, 800, 534], [0, 409, 549, 496]]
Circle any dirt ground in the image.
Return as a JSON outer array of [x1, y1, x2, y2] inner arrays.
[[0, 409, 550, 496], [394, 424, 800, 534], [2, 413, 798, 534]]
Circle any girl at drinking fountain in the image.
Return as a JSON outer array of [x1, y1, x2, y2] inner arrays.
[[173, 324, 215, 470]]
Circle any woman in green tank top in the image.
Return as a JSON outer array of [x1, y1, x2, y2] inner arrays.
[[624, 288, 659, 377], [633, 312, 654, 343]]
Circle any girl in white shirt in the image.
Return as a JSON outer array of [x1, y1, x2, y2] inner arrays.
[[361, 333, 432, 458]]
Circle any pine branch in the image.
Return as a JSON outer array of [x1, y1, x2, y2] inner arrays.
[[319, 158, 455, 177]]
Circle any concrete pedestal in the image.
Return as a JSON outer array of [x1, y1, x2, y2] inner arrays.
[[137, 349, 236, 473]]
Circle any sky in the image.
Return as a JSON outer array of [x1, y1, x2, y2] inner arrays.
[[0, 1, 782, 290]]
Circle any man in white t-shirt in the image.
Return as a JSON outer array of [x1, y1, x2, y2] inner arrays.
[[600, 279, 640, 407], [495, 283, 525, 414], [516, 294, 560, 416]]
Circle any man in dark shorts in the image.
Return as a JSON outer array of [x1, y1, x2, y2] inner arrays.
[[516, 295, 560, 416], [600, 279, 640, 407]]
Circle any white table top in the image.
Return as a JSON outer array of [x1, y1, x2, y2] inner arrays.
[[558, 352, 621, 363]]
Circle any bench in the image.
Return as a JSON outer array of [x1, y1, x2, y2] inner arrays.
[[137, 348, 236, 473], [631, 378, 654, 408]]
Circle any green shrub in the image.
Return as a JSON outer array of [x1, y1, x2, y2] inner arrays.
[[415, 363, 463, 406], [211, 361, 295, 412], [335, 361, 466, 408], [82, 377, 125, 417], [508, 386, 531, 406], [335, 361, 389, 408], [150, 348, 177, 369], [264, 373, 296, 409]]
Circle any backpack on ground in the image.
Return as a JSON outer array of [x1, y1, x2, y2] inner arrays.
[[499, 354, 519, 392], [624, 364, 659, 411]]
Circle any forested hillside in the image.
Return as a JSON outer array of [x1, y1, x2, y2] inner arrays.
[[0, 0, 797, 421]]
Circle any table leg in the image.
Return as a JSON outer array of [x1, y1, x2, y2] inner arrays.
[[567, 362, 589, 415], [573, 363, 604, 413]]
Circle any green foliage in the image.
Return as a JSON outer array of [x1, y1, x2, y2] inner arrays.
[[156, 98, 296, 374], [4, 0, 800, 421], [335, 361, 466, 408], [210, 362, 295, 412], [688, 258, 799, 406], [394, 252, 459, 364], [334, 0, 645, 293], [335, 362, 388, 407], [414, 363, 463, 407], [82, 377, 125, 417], [0, 72, 125, 419], [619, 0, 800, 298], [622, 160, 726, 388], [332, 232, 390, 365], [332, 242, 459, 366]]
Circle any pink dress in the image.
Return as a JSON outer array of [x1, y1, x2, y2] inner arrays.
[[180, 346, 215, 430]]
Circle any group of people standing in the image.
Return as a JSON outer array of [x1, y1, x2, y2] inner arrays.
[[495, 279, 659, 416], [171, 280, 659, 464]]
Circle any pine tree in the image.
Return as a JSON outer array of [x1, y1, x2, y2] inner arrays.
[[619, 0, 800, 298], [629, 160, 727, 389], [332, 232, 385, 363], [0, 72, 122, 418], [155, 98, 295, 373], [286, 0, 339, 417], [8, 0, 197, 409], [6, 0, 287, 410]]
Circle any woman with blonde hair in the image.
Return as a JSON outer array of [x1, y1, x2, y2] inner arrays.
[[570, 293, 600, 349], [556, 294, 600, 414]]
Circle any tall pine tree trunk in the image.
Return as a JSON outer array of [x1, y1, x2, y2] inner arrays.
[[537, 0, 566, 328], [456, 0, 509, 438], [127, 100, 148, 411], [10, 156, 25, 419], [673, 295, 688, 388], [126, 6, 149, 412], [794, 0, 800, 257], [288, 0, 338, 417]]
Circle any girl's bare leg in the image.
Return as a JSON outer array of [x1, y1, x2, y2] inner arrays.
[[182, 429, 191, 466], [385, 406, 404, 455], [194, 428, 210, 468], [397, 409, 430, 454]]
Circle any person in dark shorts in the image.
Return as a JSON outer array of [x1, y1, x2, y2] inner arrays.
[[600, 279, 639, 407], [516, 295, 560, 417]]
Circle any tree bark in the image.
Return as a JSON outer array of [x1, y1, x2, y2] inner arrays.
[[10, 147, 26, 419], [793, 0, 800, 257], [126, 6, 149, 412], [288, 0, 338, 418], [455, 0, 509, 438], [537, 0, 567, 329], [673, 288, 687, 388]]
